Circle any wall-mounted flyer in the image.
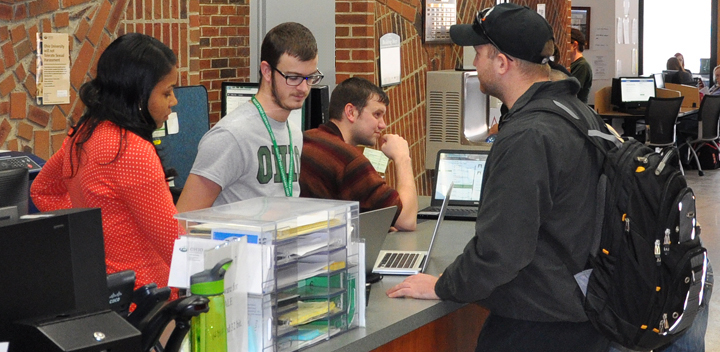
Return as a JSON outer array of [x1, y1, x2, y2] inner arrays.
[[36, 33, 71, 105], [379, 33, 401, 87]]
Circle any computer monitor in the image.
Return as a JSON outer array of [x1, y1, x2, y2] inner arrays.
[[654, 73, 665, 89], [0, 208, 109, 342], [700, 58, 710, 75], [221, 81, 258, 117], [220, 81, 305, 129], [615, 77, 656, 110], [0, 167, 29, 217]]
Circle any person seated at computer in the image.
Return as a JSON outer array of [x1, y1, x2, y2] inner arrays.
[[701, 65, 720, 95], [30, 33, 181, 297], [299, 77, 418, 231], [666, 56, 698, 86], [674, 53, 691, 73]]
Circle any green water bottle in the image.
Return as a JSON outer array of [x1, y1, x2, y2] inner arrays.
[[191, 258, 232, 352]]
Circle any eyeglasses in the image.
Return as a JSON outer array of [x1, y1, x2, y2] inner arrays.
[[272, 67, 324, 86], [474, 8, 514, 62]]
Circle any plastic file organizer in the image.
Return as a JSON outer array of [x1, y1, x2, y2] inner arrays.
[[175, 197, 360, 352]]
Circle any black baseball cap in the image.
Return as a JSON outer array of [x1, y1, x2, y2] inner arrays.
[[449, 3, 554, 64]]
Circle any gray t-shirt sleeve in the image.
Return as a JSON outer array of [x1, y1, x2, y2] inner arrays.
[[190, 126, 246, 190]]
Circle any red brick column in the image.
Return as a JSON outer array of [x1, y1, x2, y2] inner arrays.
[[197, 0, 250, 124]]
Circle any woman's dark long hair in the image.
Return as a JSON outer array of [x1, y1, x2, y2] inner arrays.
[[69, 33, 177, 176]]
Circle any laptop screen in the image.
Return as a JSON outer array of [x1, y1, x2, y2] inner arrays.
[[433, 150, 488, 206]]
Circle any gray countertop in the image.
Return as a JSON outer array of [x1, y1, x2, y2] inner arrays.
[[304, 211, 477, 352]]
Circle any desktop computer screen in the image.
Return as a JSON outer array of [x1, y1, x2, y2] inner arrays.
[[654, 73, 665, 89], [0, 208, 108, 342], [221, 81, 259, 117], [0, 167, 29, 217], [220, 81, 304, 128], [620, 77, 656, 108]]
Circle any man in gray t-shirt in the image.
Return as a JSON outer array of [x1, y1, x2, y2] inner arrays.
[[176, 22, 323, 211]]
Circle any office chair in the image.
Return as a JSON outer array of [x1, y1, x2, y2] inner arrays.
[[682, 94, 720, 176], [643, 96, 685, 174], [644, 96, 685, 148]]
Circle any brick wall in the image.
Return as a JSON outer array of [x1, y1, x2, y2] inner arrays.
[[0, 0, 197, 161], [336, 0, 571, 196], [1, 0, 569, 197], [197, 0, 250, 124]]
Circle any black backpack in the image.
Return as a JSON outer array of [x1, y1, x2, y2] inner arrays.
[[524, 98, 708, 351]]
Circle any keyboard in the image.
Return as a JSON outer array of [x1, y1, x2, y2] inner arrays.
[[0, 156, 42, 172], [378, 252, 420, 269], [419, 206, 477, 220]]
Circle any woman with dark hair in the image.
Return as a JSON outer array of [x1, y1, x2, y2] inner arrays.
[[666, 56, 698, 86], [31, 33, 181, 295]]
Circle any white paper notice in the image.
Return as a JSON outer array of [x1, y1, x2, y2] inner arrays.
[[593, 56, 609, 80], [623, 18, 631, 44], [593, 27, 612, 51], [167, 236, 224, 288], [379, 33, 401, 87], [36, 33, 71, 105], [204, 239, 249, 352], [167, 112, 179, 134], [632, 18, 638, 45], [363, 148, 389, 173], [616, 18, 624, 44]]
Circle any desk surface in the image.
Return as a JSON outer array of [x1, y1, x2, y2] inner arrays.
[[304, 206, 477, 352], [599, 107, 697, 119]]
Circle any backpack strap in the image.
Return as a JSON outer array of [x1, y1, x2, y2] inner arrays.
[[520, 98, 622, 154], [517, 98, 615, 286]]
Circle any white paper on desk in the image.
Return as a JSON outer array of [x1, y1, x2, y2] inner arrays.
[[363, 148, 389, 173], [357, 241, 366, 327], [168, 236, 224, 288], [167, 112, 179, 135], [0, 342, 7, 352], [204, 239, 249, 352]]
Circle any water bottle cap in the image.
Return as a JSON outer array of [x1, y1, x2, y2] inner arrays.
[[190, 258, 232, 295]]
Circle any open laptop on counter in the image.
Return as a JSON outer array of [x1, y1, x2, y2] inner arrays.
[[417, 149, 488, 221], [373, 183, 452, 275]]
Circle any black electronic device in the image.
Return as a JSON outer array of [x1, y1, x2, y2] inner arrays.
[[0, 154, 42, 171], [611, 76, 656, 113], [11, 311, 142, 352], [221, 81, 259, 117], [0, 167, 29, 216], [700, 58, 711, 75], [654, 73, 665, 89], [0, 208, 108, 342], [303, 85, 330, 130], [220, 80, 308, 130], [107, 270, 137, 318]]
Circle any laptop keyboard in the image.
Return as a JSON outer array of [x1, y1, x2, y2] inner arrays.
[[379, 252, 419, 269], [425, 206, 476, 215]]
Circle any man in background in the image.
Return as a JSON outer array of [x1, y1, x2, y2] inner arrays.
[[299, 77, 417, 231], [570, 28, 593, 103], [177, 22, 321, 212]]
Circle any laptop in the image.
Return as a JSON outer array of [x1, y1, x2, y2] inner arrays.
[[417, 149, 488, 221], [373, 183, 452, 275], [358, 205, 398, 279]]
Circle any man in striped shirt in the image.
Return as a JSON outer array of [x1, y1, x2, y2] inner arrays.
[[299, 77, 418, 231]]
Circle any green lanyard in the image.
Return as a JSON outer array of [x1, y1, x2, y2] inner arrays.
[[251, 96, 294, 197]]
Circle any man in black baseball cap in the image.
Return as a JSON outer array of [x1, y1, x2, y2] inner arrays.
[[388, 3, 611, 351]]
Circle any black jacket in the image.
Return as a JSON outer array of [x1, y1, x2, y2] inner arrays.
[[435, 79, 603, 322]]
